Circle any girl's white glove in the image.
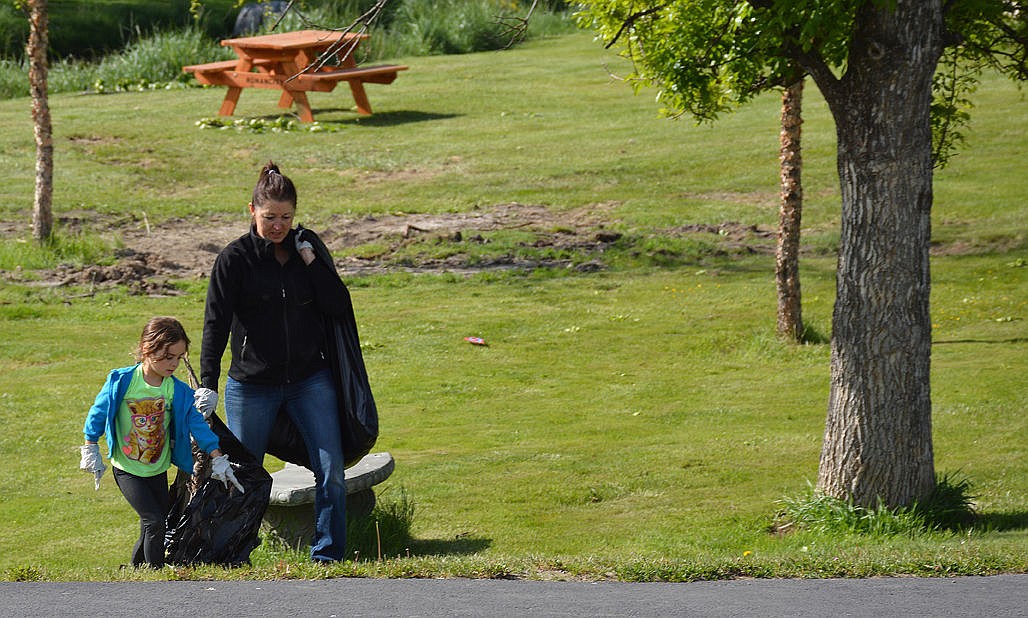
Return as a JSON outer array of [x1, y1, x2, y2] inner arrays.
[[80, 443, 106, 490], [210, 454, 245, 493]]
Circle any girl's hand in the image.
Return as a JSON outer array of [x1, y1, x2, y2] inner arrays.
[[211, 454, 245, 493], [80, 443, 106, 490]]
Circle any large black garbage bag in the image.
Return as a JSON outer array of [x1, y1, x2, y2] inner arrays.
[[266, 224, 379, 469], [165, 414, 272, 566], [328, 289, 380, 467]]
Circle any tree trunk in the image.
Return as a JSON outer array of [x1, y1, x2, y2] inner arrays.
[[811, 1, 942, 507], [28, 0, 53, 243], [776, 78, 804, 342]]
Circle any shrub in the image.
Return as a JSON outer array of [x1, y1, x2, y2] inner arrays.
[[0, 1, 574, 100], [0, 0, 239, 59], [775, 474, 978, 537]]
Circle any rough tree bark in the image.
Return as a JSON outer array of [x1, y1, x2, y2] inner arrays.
[[27, 0, 53, 243], [811, 1, 941, 507], [776, 78, 804, 342]]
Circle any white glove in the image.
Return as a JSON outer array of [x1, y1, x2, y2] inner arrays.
[[80, 443, 106, 490], [193, 387, 218, 419], [295, 229, 314, 253], [210, 454, 245, 493], [296, 230, 315, 265]]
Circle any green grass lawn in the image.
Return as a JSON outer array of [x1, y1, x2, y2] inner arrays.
[[0, 32, 1025, 581]]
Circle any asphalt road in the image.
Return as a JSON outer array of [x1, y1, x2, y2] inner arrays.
[[2, 574, 1026, 617]]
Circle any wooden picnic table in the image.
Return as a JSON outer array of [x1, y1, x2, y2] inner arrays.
[[183, 29, 407, 122]]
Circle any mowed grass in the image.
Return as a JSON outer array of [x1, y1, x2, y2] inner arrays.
[[0, 32, 1025, 580]]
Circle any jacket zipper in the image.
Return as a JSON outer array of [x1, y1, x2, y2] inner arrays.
[[281, 264, 291, 383]]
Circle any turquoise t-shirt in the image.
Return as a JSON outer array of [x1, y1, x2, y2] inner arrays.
[[110, 365, 173, 477]]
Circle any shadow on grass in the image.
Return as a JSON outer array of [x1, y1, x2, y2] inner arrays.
[[409, 536, 492, 556], [309, 109, 461, 127], [976, 511, 1028, 532], [801, 324, 830, 345]]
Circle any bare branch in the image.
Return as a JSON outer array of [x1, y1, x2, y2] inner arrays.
[[605, 5, 667, 49], [497, 0, 538, 50], [283, 0, 391, 82], [266, 0, 298, 32]]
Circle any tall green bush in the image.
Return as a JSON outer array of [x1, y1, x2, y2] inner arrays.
[[0, 0, 574, 99], [265, 0, 573, 59], [0, 27, 230, 98], [0, 0, 572, 61], [0, 0, 239, 59], [88, 27, 233, 88]]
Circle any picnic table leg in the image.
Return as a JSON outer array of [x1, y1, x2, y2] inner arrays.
[[277, 60, 316, 122], [290, 91, 315, 123], [217, 56, 253, 117], [275, 62, 295, 110], [219, 87, 242, 116], [347, 81, 374, 115]]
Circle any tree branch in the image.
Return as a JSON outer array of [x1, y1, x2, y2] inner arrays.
[[497, 0, 538, 49], [786, 41, 840, 102], [605, 5, 667, 49], [283, 0, 391, 81], [266, 0, 298, 32]]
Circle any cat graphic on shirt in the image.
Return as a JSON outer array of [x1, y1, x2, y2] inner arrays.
[[122, 397, 166, 464]]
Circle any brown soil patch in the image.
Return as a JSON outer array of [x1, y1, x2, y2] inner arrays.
[[1, 202, 778, 295]]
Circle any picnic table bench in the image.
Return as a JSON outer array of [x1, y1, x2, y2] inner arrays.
[[182, 30, 407, 122], [261, 452, 395, 546]]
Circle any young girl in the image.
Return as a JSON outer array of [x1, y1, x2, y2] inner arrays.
[[80, 316, 243, 568]]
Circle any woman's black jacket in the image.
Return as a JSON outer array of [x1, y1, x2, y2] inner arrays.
[[199, 225, 352, 391]]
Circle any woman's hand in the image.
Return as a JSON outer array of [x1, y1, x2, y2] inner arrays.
[[296, 230, 315, 266], [193, 387, 218, 419]]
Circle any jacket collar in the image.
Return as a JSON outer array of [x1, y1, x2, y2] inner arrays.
[[249, 223, 296, 260]]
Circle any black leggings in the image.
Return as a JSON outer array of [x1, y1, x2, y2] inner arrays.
[[112, 467, 170, 568]]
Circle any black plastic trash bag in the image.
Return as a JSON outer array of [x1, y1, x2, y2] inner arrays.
[[327, 285, 380, 466], [266, 224, 379, 469], [165, 414, 272, 566]]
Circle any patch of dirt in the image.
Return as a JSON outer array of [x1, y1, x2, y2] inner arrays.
[[318, 202, 631, 276], [49, 248, 184, 296], [0, 202, 778, 295]]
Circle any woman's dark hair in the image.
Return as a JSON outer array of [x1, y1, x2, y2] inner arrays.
[[252, 160, 298, 209], [135, 316, 190, 362]]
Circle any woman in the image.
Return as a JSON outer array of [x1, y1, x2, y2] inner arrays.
[[197, 161, 351, 562]]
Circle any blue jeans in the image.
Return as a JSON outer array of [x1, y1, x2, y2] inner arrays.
[[225, 368, 347, 562]]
